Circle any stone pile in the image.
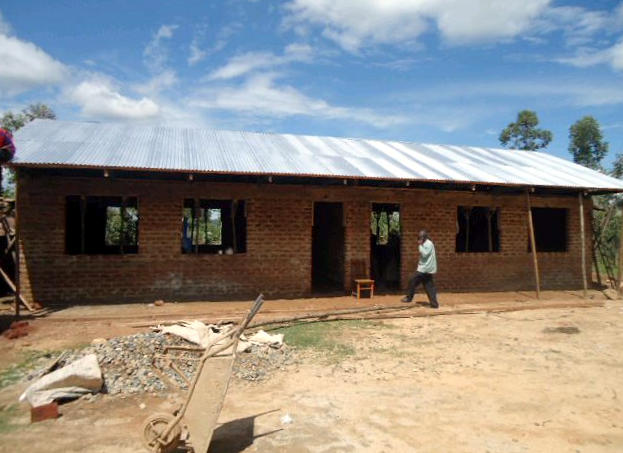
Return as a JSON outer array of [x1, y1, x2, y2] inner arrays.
[[43, 330, 293, 395]]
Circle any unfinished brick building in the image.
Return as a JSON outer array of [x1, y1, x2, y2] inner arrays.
[[11, 120, 623, 305]]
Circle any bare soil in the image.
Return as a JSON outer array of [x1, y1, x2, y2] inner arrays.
[[1, 294, 622, 452]]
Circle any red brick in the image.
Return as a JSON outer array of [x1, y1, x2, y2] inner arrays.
[[16, 173, 591, 304], [31, 402, 59, 423]]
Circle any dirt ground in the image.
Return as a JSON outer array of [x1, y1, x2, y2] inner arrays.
[[1, 294, 622, 452], [0, 289, 599, 370]]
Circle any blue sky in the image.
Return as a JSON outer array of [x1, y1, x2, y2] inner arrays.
[[1, 0, 623, 166]]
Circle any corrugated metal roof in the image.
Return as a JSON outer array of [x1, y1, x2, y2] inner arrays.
[[12, 119, 623, 191]]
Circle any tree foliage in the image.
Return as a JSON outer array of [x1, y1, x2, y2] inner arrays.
[[22, 103, 56, 122], [568, 116, 608, 170], [1, 103, 56, 197], [499, 110, 553, 151], [612, 154, 623, 179], [1, 103, 56, 133], [0, 112, 25, 133]]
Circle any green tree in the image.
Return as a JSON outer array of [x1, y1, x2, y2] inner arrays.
[[1, 103, 56, 197], [1, 103, 56, 132], [0, 112, 25, 133], [499, 110, 553, 151], [568, 116, 608, 170], [612, 154, 623, 179], [22, 103, 56, 122]]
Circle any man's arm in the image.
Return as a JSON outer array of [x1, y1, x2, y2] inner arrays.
[[419, 240, 432, 258]]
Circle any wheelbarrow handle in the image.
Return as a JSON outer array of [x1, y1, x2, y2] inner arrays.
[[152, 294, 265, 450]]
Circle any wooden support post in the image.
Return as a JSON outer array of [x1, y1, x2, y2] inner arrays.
[[526, 191, 540, 299], [592, 239, 602, 287], [1, 264, 33, 311], [14, 170, 22, 318], [578, 192, 588, 298]]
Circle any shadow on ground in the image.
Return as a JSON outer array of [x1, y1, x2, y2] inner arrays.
[[207, 410, 282, 453]]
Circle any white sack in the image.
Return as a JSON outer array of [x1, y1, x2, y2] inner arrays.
[[19, 354, 102, 407], [158, 321, 234, 348], [237, 340, 252, 353], [248, 330, 284, 348]]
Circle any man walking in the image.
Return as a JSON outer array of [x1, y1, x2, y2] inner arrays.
[[401, 230, 439, 308]]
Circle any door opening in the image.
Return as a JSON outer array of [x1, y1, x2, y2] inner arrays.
[[370, 203, 401, 291], [312, 202, 345, 292]]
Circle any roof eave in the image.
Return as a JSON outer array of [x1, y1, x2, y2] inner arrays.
[[12, 162, 623, 194]]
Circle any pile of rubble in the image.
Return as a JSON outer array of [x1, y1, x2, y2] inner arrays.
[[23, 326, 294, 397]]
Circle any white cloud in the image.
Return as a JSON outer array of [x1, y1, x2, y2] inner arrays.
[[188, 39, 207, 66], [0, 11, 11, 35], [134, 69, 178, 96], [187, 27, 232, 67], [433, 0, 550, 44], [556, 40, 623, 71], [612, 41, 623, 70], [190, 72, 406, 127], [208, 43, 314, 80], [535, 6, 611, 46], [615, 3, 623, 27], [0, 27, 67, 96], [284, 0, 551, 52], [68, 78, 160, 120], [143, 24, 178, 72], [405, 78, 623, 107]]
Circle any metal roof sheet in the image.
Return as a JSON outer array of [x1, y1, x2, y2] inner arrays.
[[12, 119, 623, 191]]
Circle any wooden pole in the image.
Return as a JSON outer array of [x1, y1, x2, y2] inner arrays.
[[618, 204, 623, 297], [526, 191, 540, 299], [592, 240, 602, 287], [590, 210, 602, 287], [578, 192, 588, 298], [14, 168, 20, 319]]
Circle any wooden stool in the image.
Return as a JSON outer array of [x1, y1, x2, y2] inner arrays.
[[352, 279, 374, 300]]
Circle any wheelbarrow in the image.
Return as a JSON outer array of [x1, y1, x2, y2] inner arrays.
[[142, 294, 265, 453]]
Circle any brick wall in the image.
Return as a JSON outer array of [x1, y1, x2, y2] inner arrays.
[[16, 173, 592, 305]]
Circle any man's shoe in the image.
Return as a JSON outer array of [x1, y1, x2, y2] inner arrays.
[[430, 304, 439, 309], [401, 296, 412, 303]]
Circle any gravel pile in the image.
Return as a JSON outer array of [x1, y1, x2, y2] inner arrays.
[[39, 331, 294, 395]]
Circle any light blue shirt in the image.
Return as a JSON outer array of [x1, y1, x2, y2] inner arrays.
[[417, 239, 437, 274]]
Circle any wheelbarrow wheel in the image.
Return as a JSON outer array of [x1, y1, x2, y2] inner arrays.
[[142, 412, 182, 453]]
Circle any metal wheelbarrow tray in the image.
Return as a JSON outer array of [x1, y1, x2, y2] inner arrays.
[[142, 294, 265, 453]]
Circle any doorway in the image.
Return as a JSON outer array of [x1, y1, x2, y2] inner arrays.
[[370, 203, 401, 290], [312, 202, 345, 292]]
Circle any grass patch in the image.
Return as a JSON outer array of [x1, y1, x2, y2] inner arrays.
[[0, 404, 19, 434], [0, 350, 58, 391], [273, 319, 390, 360]]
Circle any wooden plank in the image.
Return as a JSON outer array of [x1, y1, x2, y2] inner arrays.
[[0, 266, 34, 311], [578, 193, 588, 298], [592, 239, 602, 287], [526, 191, 541, 299]]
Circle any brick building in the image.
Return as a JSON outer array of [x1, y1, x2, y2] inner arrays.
[[11, 120, 623, 305]]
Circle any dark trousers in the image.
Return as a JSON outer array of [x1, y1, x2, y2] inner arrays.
[[406, 272, 439, 306]]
